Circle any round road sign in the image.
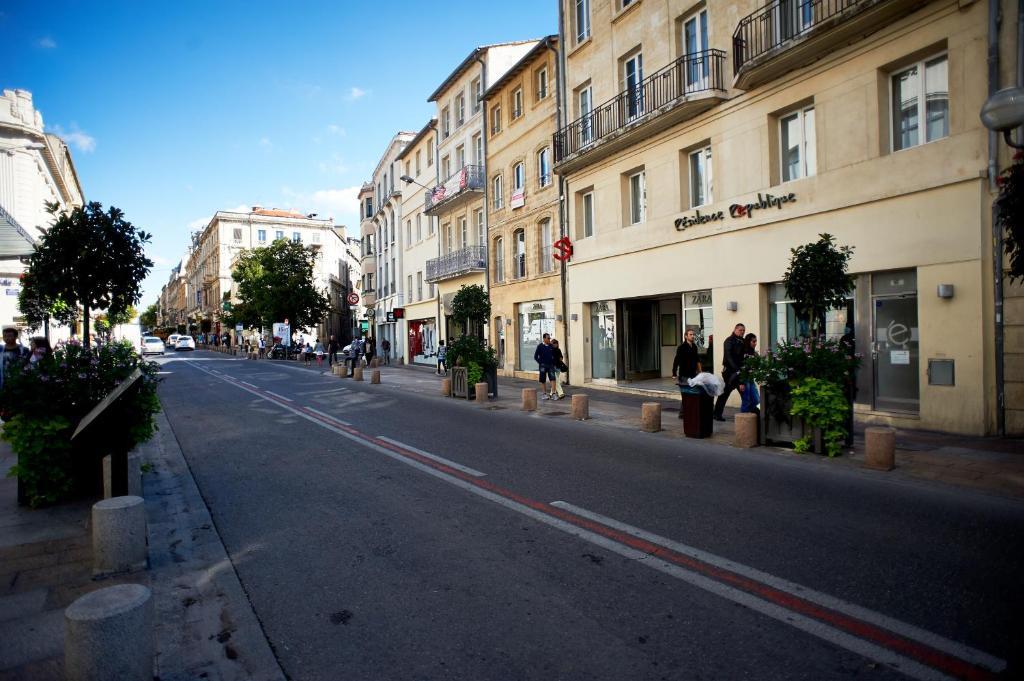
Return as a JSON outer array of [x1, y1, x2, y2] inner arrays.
[[346, 292, 359, 305]]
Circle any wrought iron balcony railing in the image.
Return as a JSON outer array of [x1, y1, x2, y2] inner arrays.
[[424, 164, 486, 213], [426, 245, 487, 283], [554, 50, 726, 163]]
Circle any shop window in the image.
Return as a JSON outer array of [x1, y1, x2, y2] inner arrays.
[[517, 300, 555, 370], [768, 282, 855, 345], [891, 53, 948, 152], [683, 290, 714, 371], [591, 300, 616, 379]]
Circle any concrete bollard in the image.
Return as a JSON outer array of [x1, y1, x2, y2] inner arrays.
[[371, 369, 381, 384], [370, 358, 379, 368], [522, 388, 537, 411], [353, 366, 364, 382], [474, 382, 489, 403], [571, 394, 590, 420], [864, 427, 896, 471], [641, 402, 662, 433], [441, 378, 452, 396], [92, 496, 147, 577], [734, 413, 759, 448], [65, 583, 153, 681]]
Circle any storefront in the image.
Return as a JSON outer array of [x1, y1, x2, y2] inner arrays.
[[517, 300, 556, 371], [408, 318, 437, 366]]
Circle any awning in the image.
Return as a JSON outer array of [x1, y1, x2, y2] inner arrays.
[[0, 204, 35, 259]]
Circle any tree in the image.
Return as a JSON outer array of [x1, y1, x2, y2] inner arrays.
[[995, 153, 1024, 281], [19, 202, 153, 346], [231, 239, 329, 330], [783, 233, 854, 338], [451, 284, 491, 340], [139, 303, 158, 330], [107, 305, 137, 328]]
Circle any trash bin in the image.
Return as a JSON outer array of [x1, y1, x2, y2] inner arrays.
[[680, 386, 714, 438]]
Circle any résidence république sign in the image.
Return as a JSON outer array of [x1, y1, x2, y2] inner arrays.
[[674, 192, 797, 231]]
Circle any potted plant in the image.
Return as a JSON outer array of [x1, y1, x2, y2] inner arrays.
[[447, 285, 499, 399]]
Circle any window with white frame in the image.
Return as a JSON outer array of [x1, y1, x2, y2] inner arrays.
[[513, 229, 526, 278], [624, 51, 644, 119], [471, 77, 482, 114], [628, 170, 646, 224], [512, 88, 523, 119], [444, 223, 453, 253], [456, 144, 466, 170], [688, 146, 713, 208], [682, 9, 709, 89], [456, 93, 466, 126], [415, 150, 422, 175], [582, 191, 594, 238], [513, 162, 525, 191], [491, 105, 502, 134], [578, 85, 594, 145], [441, 155, 450, 180], [537, 67, 549, 100], [780, 106, 816, 182], [493, 174, 504, 209], [441, 106, 451, 138], [312, 231, 320, 244], [475, 209, 484, 246], [427, 144, 433, 166], [539, 219, 553, 273], [257, 229, 267, 242], [459, 216, 468, 248], [292, 231, 301, 243], [408, 275, 412, 301], [232, 227, 243, 242], [537, 148, 551, 187], [417, 272, 423, 300], [494, 237, 505, 283], [473, 133, 483, 165], [406, 220, 412, 245], [891, 54, 948, 151], [575, 0, 591, 43], [416, 213, 422, 241]]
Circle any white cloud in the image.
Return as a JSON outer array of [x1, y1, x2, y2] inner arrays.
[[317, 154, 349, 175], [347, 87, 367, 101], [185, 204, 252, 232], [258, 136, 272, 150], [50, 124, 96, 153], [274, 185, 362, 228], [326, 124, 346, 136], [37, 37, 56, 49]]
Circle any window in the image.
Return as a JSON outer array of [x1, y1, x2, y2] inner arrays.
[[628, 170, 646, 224], [232, 227, 243, 242], [441, 155, 450, 180], [689, 146, 712, 208], [275, 230, 284, 241], [683, 9, 709, 89], [471, 77, 482, 114], [456, 93, 466, 126], [494, 237, 505, 283], [473, 133, 483, 165], [475, 209, 484, 246], [428, 214, 435, 235], [416, 213, 422, 241], [621, 0, 635, 7], [578, 86, 594, 145], [364, 198, 373, 218], [624, 51, 644, 119], [366, 273, 374, 292], [539, 219, 553, 273], [493, 174, 504, 209], [292, 232, 301, 243], [427, 143, 433, 166], [390, 257, 395, 291], [459, 216, 468, 248], [406, 219, 412, 245], [408, 275, 413, 300], [491, 105, 502, 134], [518, 300, 555, 370], [429, 281, 435, 298], [441, 106, 451, 138], [312, 231, 321, 244], [582, 191, 594, 238], [417, 272, 423, 301], [575, 0, 591, 43], [512, 88, 523, 119], [537, 148, 551, 187], [513, 229, 526, 278], [257, 229, 267, 242], [891, 54, 948, 151], [415, 150, 422, 175], [444, 223, 453, 253], [537, 67, 548, 100], [456, 144, 466, 170], [513, 162, 525, 191], [780, 106, 816, 182]]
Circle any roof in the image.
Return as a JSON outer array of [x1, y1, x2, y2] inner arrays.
[[395, 119, 437, 161], [251, 208, 306, 219], [484, 36, 557, 100], [427, 40, 541, 102]]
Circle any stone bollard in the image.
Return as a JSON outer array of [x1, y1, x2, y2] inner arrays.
[[522, 388, 537, 411], [332, 364, 342, 376], [65, 583, 154, 681], [571, 394, 590, 420], [353, 366, 364, 382], [641, 402, 662, 433], [734, 413, 759, 448], [92, 496, 147, 577], [475, 382, 489, 403], [864, 427, 896, 471], [441, 378, 452, 396], [371, 369, 381, 384], [370, 358, 379, 368]]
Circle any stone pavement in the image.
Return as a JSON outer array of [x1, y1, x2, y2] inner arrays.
[[0, 410, 284, 681]]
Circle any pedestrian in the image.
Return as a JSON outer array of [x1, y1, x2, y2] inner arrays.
[[381, 338, 391, 365], [739, 333, 760, 415], [302, 341, 313, 367], [29, 336, 52, 365], [364, 337, 375, 367], [0, 326, 31, 393], [348, 336, 363, 376], [713, 323, 747, 422], [258, 335, 266, 360], [436, 340, 447, 375], [314, 338, 325, 369], [672, 328, 702, 418], [550, 338, 567, 400], [327, 335, 340, 366], [534, 332, 556, 399]]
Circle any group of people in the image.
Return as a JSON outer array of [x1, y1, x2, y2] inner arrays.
[[0, 326, 53, 393], [672, 323, 760, 419], [534, 333, 569, 400]]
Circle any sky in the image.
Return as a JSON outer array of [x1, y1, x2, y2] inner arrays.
[[1, 0, 556, 309]]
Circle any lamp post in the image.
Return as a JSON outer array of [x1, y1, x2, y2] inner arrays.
[[981, 86, 1024, 147], [400, 175, 432, 191]]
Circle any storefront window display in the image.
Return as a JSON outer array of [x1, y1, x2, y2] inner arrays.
[[590, 300, 616, 379], [517, 300, 555, 371], [768, 283, 854, 346], [408, 319, 437, 365], [683, 290, 714, 372]]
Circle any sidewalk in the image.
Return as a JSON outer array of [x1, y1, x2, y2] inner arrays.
[[280, 356, 1024, 501], [0, 412, 283, 680]]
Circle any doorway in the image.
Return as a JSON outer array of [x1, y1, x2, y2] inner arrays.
[[624, 299, 660, 380], [871, 270, 919, 413]]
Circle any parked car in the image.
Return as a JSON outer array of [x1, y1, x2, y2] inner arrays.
[[175, 336, 196, 351], [140, 336, 165, 356], [167, 334, 180, 347]]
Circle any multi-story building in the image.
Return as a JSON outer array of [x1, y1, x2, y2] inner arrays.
[[484, 37, 564, 377], [357, 182, 376, 340], [425, 41, 540, 341], [396, 119, 442, 366], [0, 88, 85, 337], [158, 258, 189, 332], [554, 0, 1012, 435], [366, 132, 415, 359]]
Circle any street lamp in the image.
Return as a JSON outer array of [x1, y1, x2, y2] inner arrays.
[[400, 174, 433, 191], [980, 87, 1024, 148]]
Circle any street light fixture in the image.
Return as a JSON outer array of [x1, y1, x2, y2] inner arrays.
[[980, 86, 1024, 148], [400, 174, 433, 191]]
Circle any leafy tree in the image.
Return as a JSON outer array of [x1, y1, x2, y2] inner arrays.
[[783, 233, 854, 338], [19, 202, 153, 346], [107, 305, 137, 328], [231, 239, 328, 329], [139, 303, 158, 330], [995, 152, 1024, 281], [451, 284, 491, 339]]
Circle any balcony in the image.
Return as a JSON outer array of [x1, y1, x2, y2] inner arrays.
[[426, 245, 487, 283], [732, 0, 923, 90], [362, 288, 377, 306], [424, 164, 485, 215], [553, 50, 727, 174]]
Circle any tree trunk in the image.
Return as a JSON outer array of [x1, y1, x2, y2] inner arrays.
[[82, 304, 90, 347]]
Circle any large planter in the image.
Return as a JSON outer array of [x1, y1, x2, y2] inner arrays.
[[760, 384, 824, 453], [451, 367, 469, 398]]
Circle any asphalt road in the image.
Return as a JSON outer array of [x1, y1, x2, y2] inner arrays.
[[155, 351, 1024, 681]]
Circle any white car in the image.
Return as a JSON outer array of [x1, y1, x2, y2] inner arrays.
[[167, 334, 180, 346], [141, 336, 165, 356], [175, 336, 196, 351]]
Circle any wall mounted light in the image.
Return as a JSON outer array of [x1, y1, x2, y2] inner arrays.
[[937, 284, 955, 299], [726, 301, 738, 312]]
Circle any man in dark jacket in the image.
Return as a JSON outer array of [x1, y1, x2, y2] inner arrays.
[[534, 333, 556, 399], [327, 335, 340, 366], [671, 329, 701, 382], [713, 323, 746, 421]]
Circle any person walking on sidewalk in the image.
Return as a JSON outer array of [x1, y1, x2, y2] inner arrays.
[[713, 323, 746, 422], [381, 338, 391, 365], [327, 335, 340, 367], [534, 333, 556, 400], [436, 340, 448, 376], [348, 336, 363, 376], [257, 335, 266, 360], [550, 338, 567, 400], [739, 333, 760, 414], [672, 328, 702, 418], [364, 337, 375, 367], [314, 339, 325, 370]]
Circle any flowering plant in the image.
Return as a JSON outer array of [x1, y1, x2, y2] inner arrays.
[[740, 337, 859, 389]]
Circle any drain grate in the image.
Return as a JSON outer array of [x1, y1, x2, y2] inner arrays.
[[543, 410, 569, 416]]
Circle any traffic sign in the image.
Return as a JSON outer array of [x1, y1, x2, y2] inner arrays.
[[346, 292, 359, 305], [366, 309, 375, 318]]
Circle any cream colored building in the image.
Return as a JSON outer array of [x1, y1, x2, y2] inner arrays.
[[396, 119, 442, 366], [485, 37, 565, 378], [555, 0, 1012, 435], [357, 181, 375, 338], [425, 41, 540, 341]]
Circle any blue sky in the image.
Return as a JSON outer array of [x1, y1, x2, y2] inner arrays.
[[1, 1, 556, 308]]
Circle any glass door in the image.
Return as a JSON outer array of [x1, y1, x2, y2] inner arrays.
[[624, 299, 660, 380], [590, 301, 616, 379], [683, 10, 709, 91], [624, 53, 644, 120], [871, 271, 919, 413]]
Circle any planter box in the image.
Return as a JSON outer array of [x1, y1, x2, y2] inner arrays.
[[451, 367, 469, 399], [760, 384, 824, 453]]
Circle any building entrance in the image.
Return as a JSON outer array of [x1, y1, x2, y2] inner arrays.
[[871, 270, 919, 413], [623, 299, 660, 380]]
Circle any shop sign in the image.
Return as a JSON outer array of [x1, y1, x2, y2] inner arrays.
[[675, 192, 797, 231], [392, 307, 405, 319], [5, 289, 18, 296], [686, 291, 712, 307], [553, 236, 573, 262], [510, 189, 526, 209]]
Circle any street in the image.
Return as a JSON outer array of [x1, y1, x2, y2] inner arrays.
[[156, 351, 1023, 681]]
